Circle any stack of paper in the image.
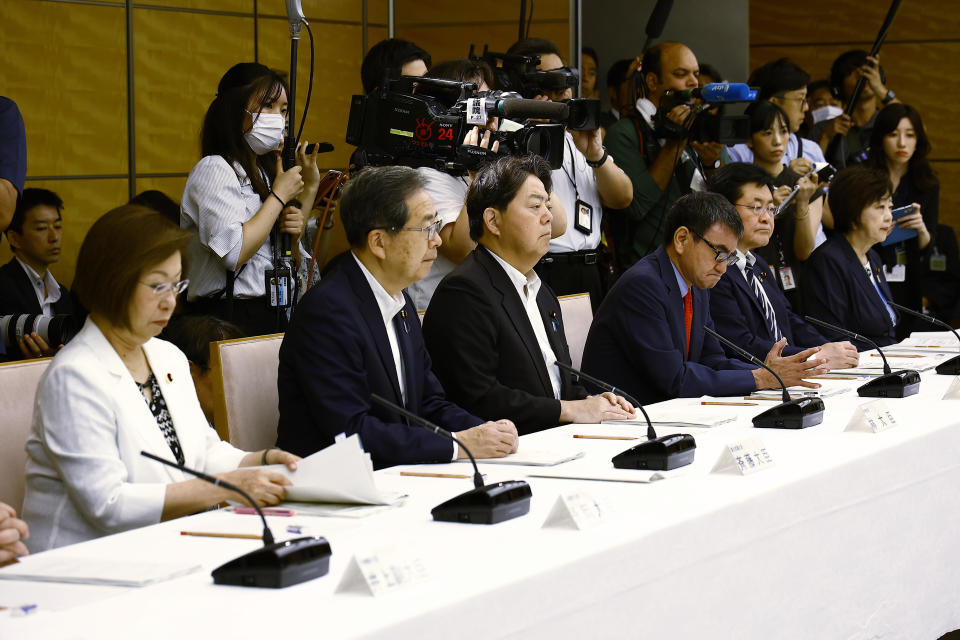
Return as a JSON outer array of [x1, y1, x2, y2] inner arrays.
[[839, 349, 949, 375], [897, 333, 960, 353], [268, 435, 402, 505], [606, 400, 736, 428], [0, 556, 201, 587], [455, 449, 585, 466]]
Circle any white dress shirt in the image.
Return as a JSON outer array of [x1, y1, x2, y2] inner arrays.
[[16, 257, 61, 316], [487, 248, 562, 399], [548, 131, 605, 252]]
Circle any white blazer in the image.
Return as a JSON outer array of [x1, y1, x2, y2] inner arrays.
[[22, 318, 246, 551]]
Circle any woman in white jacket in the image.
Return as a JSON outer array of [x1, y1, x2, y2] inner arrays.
[[22, 206, 299, 551]]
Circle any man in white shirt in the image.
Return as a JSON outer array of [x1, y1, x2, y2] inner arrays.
[[0, 188, 76, 360], [504, 38, 634, 309], [277, 165, 518, 469], [423, 155, 634, 435]]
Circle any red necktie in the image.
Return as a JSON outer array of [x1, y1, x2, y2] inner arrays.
[[683, 290, 693, 360]]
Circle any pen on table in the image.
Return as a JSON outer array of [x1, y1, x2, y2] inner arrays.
[[572, 434, 638, 440], [400, 471, 473, 479], [232, 507, 295, 517], [181, 531, 262, 540], [871, 353, 924, 358], [809, 375, 859, 380], [702, 401, 759, 406]]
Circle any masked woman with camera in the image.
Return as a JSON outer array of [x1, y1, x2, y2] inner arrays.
[[181, 63, 322, 336], [21, 206, 300, 551], [748, 101, 826, 314], [866, 103, 937, 338]]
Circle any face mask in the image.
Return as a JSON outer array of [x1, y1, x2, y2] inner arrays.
[[243, 111, 285, 155]]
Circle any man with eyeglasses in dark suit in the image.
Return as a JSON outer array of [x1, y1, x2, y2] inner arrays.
[[582, 191, 828, 405]]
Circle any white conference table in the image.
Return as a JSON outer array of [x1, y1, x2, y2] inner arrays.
[[3, 363, 960, 639]]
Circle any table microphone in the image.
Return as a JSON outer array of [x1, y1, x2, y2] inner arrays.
[[803, 316, 920, 398], [887, 301, 960, 375], [368, 394, 531, 524], [554, 362, 695, 470], [140, 450, 331, 588], [704, 326, 825, 429]]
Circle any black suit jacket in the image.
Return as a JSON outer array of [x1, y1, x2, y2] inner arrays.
[[275, 252, 483, 469], [0, 258, 75, 360], [582, 246, 756, 405], [803, 235, 897, 350], [710, 252, 827, 361], [423, 247, 588, 435]]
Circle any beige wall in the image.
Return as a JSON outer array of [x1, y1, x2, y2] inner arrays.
[[750, 0, 960, 232]]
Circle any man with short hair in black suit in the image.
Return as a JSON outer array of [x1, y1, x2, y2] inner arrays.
[[0, 188, 76, 360], [423, 155, 634, 435], [276, 165, 517, 469]]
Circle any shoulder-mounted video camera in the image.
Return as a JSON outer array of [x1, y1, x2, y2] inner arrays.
[[655, 83, 757, 144], [347, 75, 577, 175]]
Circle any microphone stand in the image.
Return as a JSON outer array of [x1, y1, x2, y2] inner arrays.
[[369, 394, 531, 524], [553, 361, 696, 470], [140, 451, 331, 588], [804, 315, 920, 398], [888, 302, 960, 375], [704, 326, 825, 429]]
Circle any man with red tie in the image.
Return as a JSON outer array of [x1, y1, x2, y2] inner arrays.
[[581, 192, 826, 405]]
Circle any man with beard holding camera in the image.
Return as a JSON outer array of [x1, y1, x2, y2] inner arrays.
[[505, 38, 633, 310], [0, 188, 76, 361], [604, 41, 723, 271]]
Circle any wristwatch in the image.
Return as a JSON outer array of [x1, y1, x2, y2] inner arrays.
[[586, 147, 609, 168], [881, 89, 896, 105]]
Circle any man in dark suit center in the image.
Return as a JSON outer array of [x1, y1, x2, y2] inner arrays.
[[276, 165, 518, 469], [582, 191, 829, 406], [423, 155, 634, 435], [0, 188, 76, 360]]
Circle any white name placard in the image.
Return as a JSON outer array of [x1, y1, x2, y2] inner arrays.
[[845, 399, 898, 433], [942, 377, 960, 400], [336, 545, 429, 597], [542, 491, 606, 530], [712, 437, 775, 475]]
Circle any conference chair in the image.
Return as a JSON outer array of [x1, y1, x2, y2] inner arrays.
[[209, 333, 283, 451], [0, 357, 52, 512], [557, 292, 593, 370]]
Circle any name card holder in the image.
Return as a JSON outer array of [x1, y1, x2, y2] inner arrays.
[[845, 399, 898, 433], [712, 437, 775, 475], [336, 545, 429, 596], [942, 377, 960, 400], [542, 491, 607, 530]]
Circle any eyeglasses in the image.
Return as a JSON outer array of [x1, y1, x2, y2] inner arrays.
[[141, 279, 189, 298], [775, 94, 807, 104], [735, 203, 777, 218], [690, 229, 739, 266], [387, 219, 442, 240]]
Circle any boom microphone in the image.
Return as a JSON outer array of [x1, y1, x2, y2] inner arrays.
[[642, 0, 674, 53], [493, 98, 570, 121], [694, 83, 758, 103]]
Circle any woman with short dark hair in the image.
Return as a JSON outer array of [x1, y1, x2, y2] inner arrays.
[[802, 166, 899, 350], [22, 206, 299, 551]]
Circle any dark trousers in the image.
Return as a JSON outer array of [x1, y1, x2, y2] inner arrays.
[[535, 251, 604, 312]]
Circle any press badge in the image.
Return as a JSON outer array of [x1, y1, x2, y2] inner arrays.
[[931, 249, 947, 272], [777, 266, 796, 290], [574, 199, 593, 235], [466, 98, 486, 125], [883, 264, 906, 283]]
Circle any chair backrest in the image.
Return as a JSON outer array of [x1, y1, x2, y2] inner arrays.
[[0, 358, 51, 512], [557, 292, 593, 370], [209, 334, 283, 452]]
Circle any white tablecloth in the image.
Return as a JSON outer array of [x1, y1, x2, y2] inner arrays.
[[3, 369, 960, 639]]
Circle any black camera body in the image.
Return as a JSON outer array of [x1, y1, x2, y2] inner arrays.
[[469, 46, 601, 131], [346, 76, 567, 175], [655, 89, 752, 145]]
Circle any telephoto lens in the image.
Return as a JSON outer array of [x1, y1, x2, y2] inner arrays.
[[0, 314, 77, 350]]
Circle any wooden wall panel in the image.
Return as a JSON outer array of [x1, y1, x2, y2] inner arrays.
[[134, 177, 189, 207], [0, 1, 127, 177], [133, 8, 255, 174], [0, 180, 131, 289], [396, 22, 571, 68], [750, 0, 960, 232], [395, 0, 568, 23]]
